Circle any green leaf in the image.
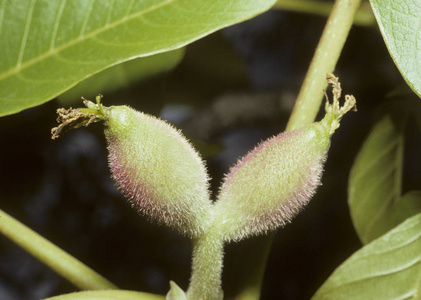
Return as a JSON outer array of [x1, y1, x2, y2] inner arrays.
[[43, 290, 165, 300], [349, 99, 421, 244], [312, 212, 421, 300], [394, 191, 421, 223], [59, 49, 184, 102], [369, 0, 421, 98], [0, 0, 276, 117]]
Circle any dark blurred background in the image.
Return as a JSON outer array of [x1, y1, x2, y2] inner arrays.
[[0, 7, 411, 300]]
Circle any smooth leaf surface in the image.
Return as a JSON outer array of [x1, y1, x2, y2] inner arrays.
[[0, 0, 276, 116], [43, 290, 165, 300], [59, 49, 184, 102], [370, 0, 421, 98], [348, 99, 421, 244], [312, 212, 421, 300]]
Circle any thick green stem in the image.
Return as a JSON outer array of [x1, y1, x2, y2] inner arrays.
[[233, 0, 362, 299], [0, 209, 117, 290], [187, 231, 224, 300], [286, 0, 362, 131], [273, 0, 375, 27]]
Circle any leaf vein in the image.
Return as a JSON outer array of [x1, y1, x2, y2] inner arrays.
[[16, 0, 36, 67], [1, 0, 174, 80], [0, 0, 7, 37], [354, 160, 398, 212], [79, 0, 95, 37], [357, 230, 421, 259], [320, 257, 421, 295], [124, 0, 135, 18], [351, 130, 400, 183], [49, 0, 67, 50], [105, 0, 115, 26], [362, 191, 395, 238]]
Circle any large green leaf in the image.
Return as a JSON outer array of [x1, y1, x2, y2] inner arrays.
[[0, 0, 276, 117], [312, 212, 421, 300], [370, 0, 421, 98], [43, 290, 165, 300], [349, 99, 421, 244]]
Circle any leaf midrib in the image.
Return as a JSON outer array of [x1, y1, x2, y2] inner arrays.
[[0, 0, 173, 81], [314, 224, 421, 298], [322, 257, 421, 293]]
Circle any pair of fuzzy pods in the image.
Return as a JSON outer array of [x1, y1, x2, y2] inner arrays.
[[52, 74, 355, 299]]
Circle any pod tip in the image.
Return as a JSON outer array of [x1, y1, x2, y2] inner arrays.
[[323, 74, 357, 135], [51, 95, 108, 139]]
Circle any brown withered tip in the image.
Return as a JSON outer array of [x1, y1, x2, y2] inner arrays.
[[51, 107, 101, 140], [51, 95, 108, 140], [326, 73, 342, 100], [324, 73, 357, 113]]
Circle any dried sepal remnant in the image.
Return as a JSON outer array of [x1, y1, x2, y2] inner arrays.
[[51, 95, 107, 139], [326, 73, 342, 100], [51, 107, 98, 139], [214, 73, 356, 242], [324, 73, 357, 135]]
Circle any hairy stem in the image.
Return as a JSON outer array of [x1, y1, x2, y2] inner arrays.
[[0, 209, 117, 290], [233, 0, 362, 298], [187, 231, 224, 300]]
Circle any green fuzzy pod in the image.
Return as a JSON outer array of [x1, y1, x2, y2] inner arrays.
[[105, 106, 212, 237], [213, 81, 355, 241], [51, 75, 354, 243], [214, 121, 331, 241]]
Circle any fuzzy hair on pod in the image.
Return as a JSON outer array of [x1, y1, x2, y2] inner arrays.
[[105, 106, 212, 237], [214, 122, 331, 241], [212, 74, 356, 242], [50, 75, 355, 244]]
